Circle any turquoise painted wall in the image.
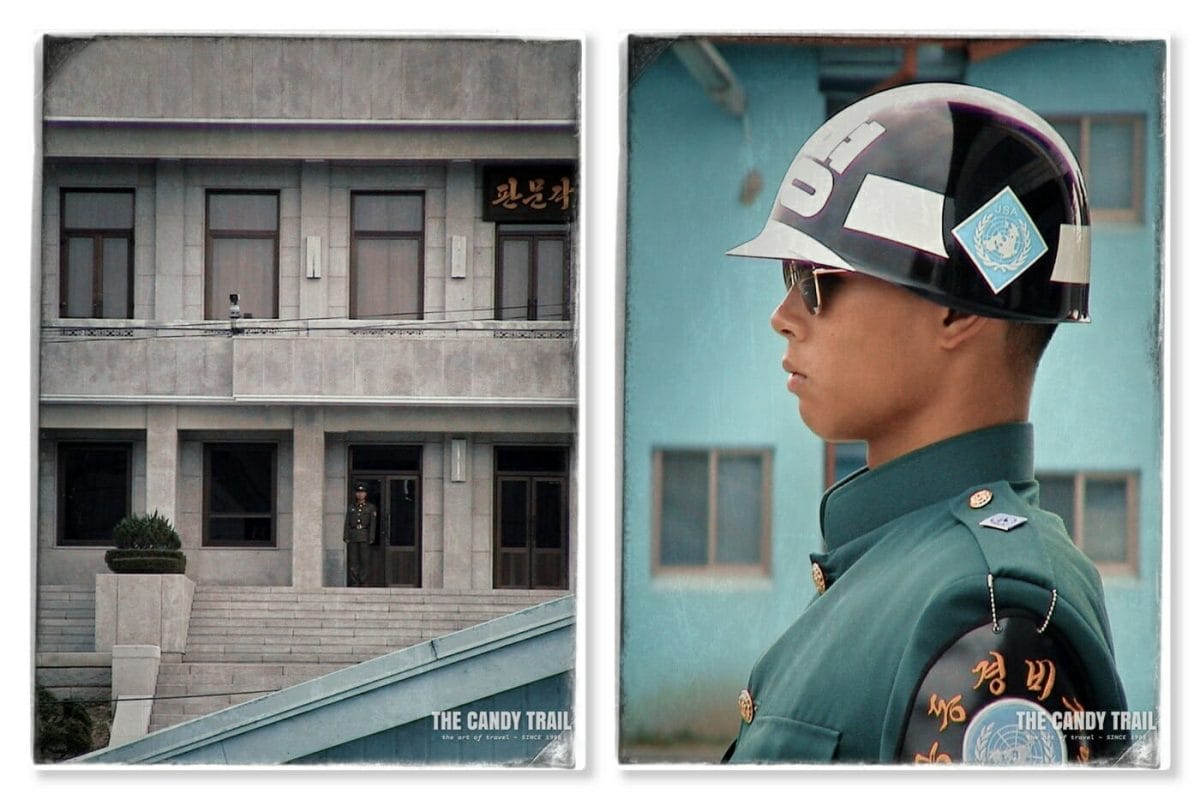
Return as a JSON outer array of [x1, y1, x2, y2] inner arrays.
[[621, 39, 1165, 745]]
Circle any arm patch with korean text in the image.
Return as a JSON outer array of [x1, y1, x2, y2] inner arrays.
[[900, 615, 1105, 765]]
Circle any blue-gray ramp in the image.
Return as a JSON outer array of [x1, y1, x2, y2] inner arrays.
[[76, 595, 574, 765]]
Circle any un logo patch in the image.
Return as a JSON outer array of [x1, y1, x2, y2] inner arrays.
[[962, 698, 1067, 765], [952, 187, 1048, 295]]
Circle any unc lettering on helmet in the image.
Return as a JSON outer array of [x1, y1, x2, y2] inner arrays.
[[727, 83, 1093, 323], [778, 119, 887, 218]]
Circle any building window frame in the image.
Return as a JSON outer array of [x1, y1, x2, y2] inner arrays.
[[56, 442, 133, 547], [58, 188, 135, 319], [494, 224, 571, 321], [493, 445, 570, 590], [202, 442, 278, 548], [1037, 470, 1139, 576], [824, 441, 867, 489], [651, 447, 773, 576], [349, 191, 425, 321], [204, 189, 280, 320], [1046, 113, 1145, 224]]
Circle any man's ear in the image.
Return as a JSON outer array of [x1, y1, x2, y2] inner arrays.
[[939, 309, 992, 351]]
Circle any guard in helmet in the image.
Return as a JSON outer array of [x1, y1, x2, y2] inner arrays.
[[722, 83, 1129, 765]]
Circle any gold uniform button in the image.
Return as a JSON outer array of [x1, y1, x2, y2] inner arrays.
[[738, 689, 755, 724], [811, 562, 827, 595], [969, 489, 993, 509]]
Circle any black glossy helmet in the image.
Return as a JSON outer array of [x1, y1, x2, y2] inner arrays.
[[728, 83, 1091, 322]]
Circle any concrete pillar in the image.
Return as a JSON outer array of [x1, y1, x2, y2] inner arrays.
[[153, 161, 185, 321], [442, 433, 474, 589], [95, 574, 194, 656], [444, 162, 475, 321], [109, 644, 160, 747], [145, 406, 178, 525], [299, 161, 331, 322], [292, 407, 326, 588]]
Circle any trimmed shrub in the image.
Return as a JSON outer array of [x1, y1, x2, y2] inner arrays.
[[107, 511, 185, 573], [112, 510, 181, 550]]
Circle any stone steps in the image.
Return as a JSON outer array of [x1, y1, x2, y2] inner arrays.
[[36, 585, 96, 653]]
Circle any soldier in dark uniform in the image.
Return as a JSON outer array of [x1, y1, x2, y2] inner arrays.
[[722, 84, 1130, 764], [344, 483, 378, 587]]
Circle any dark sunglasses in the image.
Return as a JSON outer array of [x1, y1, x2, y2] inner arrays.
[[782, 260, 842, 316]]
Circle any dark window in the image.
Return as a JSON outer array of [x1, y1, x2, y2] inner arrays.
[[351, 192, 424, 320], [57, 443, 132, 545], [204, 443, 276, 546], [494, 446, 569, 589], [495, 225, 570, 321], [59, 190, 134, 318], [824, 441, 867, 488], [1038, 472, 1139, 574], [653, 449, 771, 573], [206, 191, 279, 319], [1049, 115, 1144, 223]]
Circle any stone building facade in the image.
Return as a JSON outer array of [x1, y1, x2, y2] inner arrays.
[[34, 36, 579, 751]]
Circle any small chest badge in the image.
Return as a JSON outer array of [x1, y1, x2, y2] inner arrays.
[[738, 689, 755, 724], [952, 186, 1049, 295], [968, 489, 993, 509], [980, 513, 1028, 532]]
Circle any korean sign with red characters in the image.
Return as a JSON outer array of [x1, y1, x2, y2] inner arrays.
[[482, 164, 577, 222]]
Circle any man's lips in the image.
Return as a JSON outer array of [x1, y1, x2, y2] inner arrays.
[[783, 360, 807, 393]]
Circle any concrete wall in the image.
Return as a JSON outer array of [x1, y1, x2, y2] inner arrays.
[[40, 156, 576, 407], [41, 160, 570, 325], [38, 412, 575, 591], [621, 39, 1164, 742], [44, 37, 579, 123]]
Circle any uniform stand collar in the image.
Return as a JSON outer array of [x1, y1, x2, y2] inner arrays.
[[818, 423, 1035, 553]]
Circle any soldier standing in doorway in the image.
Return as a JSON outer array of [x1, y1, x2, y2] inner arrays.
[[344, 483, 378, 587]]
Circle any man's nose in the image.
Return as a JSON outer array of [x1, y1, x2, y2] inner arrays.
[[770, 287, 810, 339]]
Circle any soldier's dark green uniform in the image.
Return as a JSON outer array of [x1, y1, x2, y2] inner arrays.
[[344, 487, 378, 587], [725, 423, 1128, 764]]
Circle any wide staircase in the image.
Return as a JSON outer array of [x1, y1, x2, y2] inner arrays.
[[36, 585, 96, 653], [149, 586, 564, 731]]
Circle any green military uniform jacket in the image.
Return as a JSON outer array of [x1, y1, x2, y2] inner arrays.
[[726, 424, 1127, 764], [343, 501, 378, 544]]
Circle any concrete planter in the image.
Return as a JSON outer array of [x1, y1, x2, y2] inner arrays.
[[104, 549, 187, 574], [95, 573, 195, 656]]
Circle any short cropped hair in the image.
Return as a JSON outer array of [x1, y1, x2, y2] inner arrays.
[[1006, 322, 1058, 373]]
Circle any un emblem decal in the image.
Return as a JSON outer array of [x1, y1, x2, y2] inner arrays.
[[962, 698, 1067, 765], [952, 186, 1049, 295]]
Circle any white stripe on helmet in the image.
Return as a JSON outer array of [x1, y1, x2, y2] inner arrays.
[[843, 174, 950, 258], [1049, 224, 1091, 284]]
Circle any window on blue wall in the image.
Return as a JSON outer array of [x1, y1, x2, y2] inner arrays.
[[1037, 471, 1138, 576], [824, 441, 867, 488], [1048, 115, 1144, 223], [653, 448, 771, 574]]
